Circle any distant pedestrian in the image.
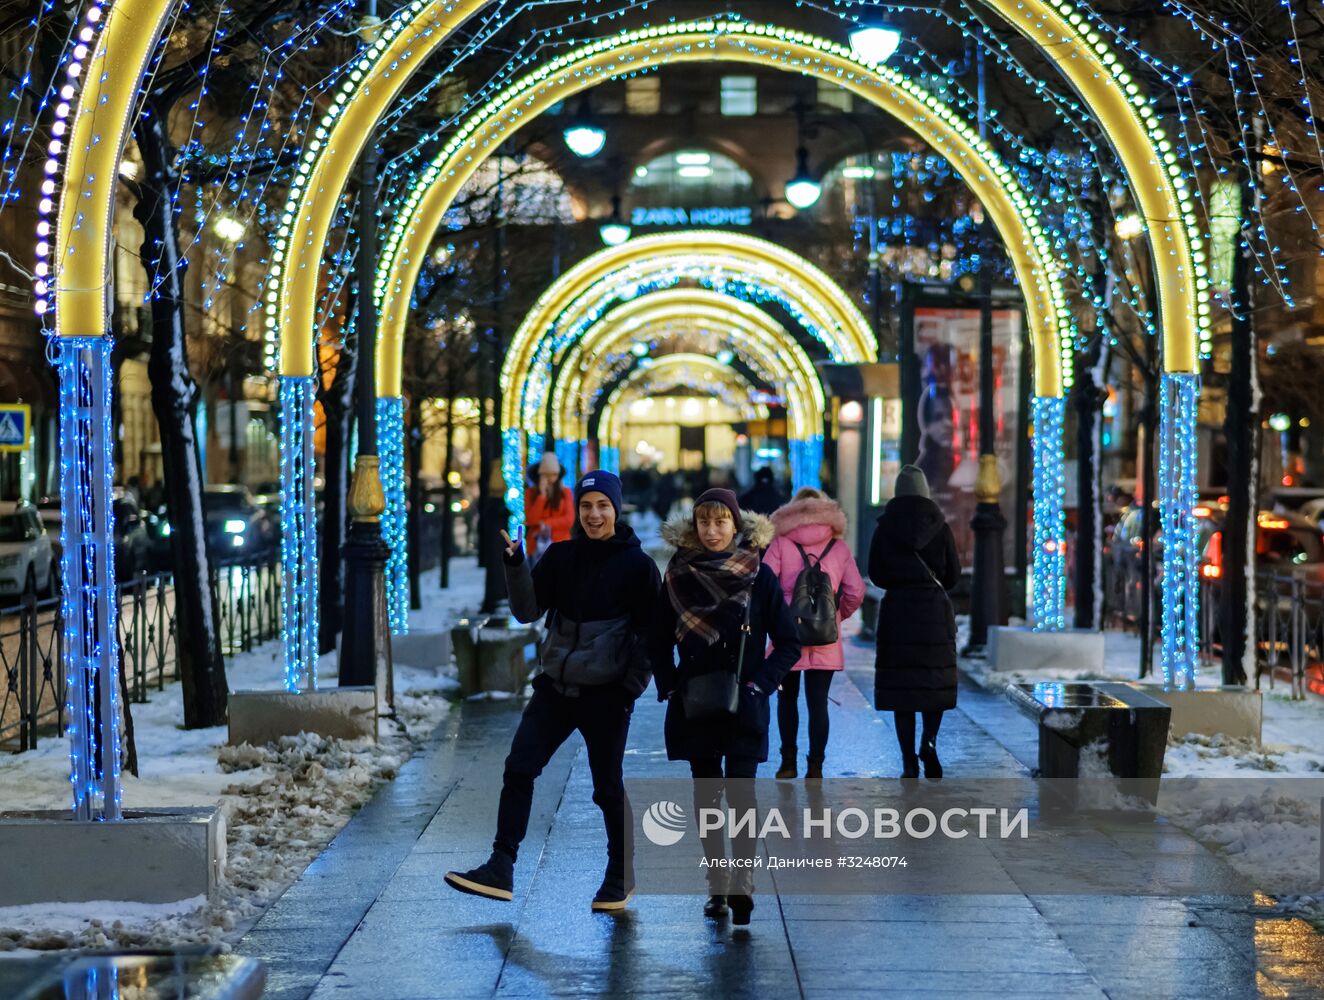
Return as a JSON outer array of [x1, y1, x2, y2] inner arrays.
[[738, 466, 785, 515], [651, 488, 801, 925], [524, 452, 574, 560], [763, 488, 865, 780], [867, 465, 960, 780], [444, 471, 660, 912]]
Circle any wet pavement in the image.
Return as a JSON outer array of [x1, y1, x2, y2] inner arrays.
[[237, 641, 1324, 999]]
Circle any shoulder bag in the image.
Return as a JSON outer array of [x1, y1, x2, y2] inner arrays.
[[681, 595, 752, 722]]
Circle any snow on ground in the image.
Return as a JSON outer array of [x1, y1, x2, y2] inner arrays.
[[0, 558, 487, 954], [959, 625, 1324, 919]]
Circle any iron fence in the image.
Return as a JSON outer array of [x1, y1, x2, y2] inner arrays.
[[1200, 572, 1324, 699], [1, 558, 281, 753]]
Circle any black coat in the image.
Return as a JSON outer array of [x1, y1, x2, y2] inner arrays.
[[650, 563, 801, 763], [868, 495, 961, 712], [504, 522, 661, 698]]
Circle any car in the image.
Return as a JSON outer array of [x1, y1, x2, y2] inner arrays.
[[203, 484, 278, 564], [1201, 510, 1324, 583], [0, 503, 56, 601], [113, 490, 150, 577]]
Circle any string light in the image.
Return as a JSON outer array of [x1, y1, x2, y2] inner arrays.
[[279, 377, 319, 692], [56, 337, 121, 821], [1158, 372, 1201, 689], [1031, 395, 1067, 632], [378, 396, 408, 635]]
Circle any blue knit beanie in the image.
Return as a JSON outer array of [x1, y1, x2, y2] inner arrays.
[[574, 471, 623, 517]]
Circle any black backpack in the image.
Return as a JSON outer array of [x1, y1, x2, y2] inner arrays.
[[790, 540, 839, 646]]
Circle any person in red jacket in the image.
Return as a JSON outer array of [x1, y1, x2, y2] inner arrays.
[[525, 452, 575, 559], [763, 488, 866, 780]]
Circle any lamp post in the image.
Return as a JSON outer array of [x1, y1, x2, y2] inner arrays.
[[963, 45, 1007, 657], [339, 3, 393, 706]]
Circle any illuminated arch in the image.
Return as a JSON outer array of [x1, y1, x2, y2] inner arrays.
[[504, 232, 871, 432], [595, 354, 769, 472], [49, 0, 1208, 681], [57, 4, 1207, 368], [552, 290, 825, 445], [372, 22, 1069, 401]]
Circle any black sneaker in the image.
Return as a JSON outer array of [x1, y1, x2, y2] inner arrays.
[[590, 872, 634, 912], [444, 851, 514, 902]]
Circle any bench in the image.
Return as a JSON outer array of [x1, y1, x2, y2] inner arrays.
[[451, 615, 539, 696], [16, 953, 264, 1000], [1006, 681, 1171, 784]]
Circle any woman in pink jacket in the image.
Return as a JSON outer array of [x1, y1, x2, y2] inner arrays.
[[763, 488, 866, 779]]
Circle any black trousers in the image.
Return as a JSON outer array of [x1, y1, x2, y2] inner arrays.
[[776, 669, 835, 761], [689, 755, 759, 894], [893, 709, 944, 755], [494, 678, 633, 878]]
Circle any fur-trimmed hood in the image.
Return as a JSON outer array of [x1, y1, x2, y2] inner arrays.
[[770, 495, 847, 540], [661, 510, 775, 552]]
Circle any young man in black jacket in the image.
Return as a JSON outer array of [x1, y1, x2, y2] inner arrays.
[[444, 471, 661, 911]]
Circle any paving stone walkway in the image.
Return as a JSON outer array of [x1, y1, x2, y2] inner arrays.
[[237, 641, 1324, 999]]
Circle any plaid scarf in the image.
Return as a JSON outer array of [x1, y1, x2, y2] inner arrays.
[[665, 542, 761, 646]]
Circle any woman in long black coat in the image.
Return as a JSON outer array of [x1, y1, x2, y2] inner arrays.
[[869, 464, 961, 780]]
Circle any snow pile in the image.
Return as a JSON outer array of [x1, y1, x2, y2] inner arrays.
[[1161, 779, 1322, 899], [0, 684, 448, 954], [1165, 732, 1324, 776]]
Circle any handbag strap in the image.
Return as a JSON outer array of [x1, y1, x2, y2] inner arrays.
[[735, 589, 753, 674], [913, 550, 943, 590]]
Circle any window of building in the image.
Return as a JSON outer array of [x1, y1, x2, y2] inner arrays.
[[720, 75, 758, 116], [432, 75, 468, 118], [816, 81, 853, 113], [625, 76, 661, 115], [628, 149, 756, 222]]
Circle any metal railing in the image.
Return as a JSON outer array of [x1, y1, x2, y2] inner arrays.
[[1, 558, 281, 753], [211, 560, 281, 655], [1200, 572, 1324, 699]]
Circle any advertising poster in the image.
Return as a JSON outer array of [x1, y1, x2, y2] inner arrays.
[[912, 307, 1022, 567]]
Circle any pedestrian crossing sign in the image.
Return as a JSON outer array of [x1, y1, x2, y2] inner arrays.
[[0, 404, 31, 453]]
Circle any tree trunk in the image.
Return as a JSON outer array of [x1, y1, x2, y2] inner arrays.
[[407, 410, 422, 610], [317, 292, 356, 656], [1072, 340, 1103, 630], [133, 106, 228, 728], [1221, 158, 1259, 686], [440, 377, 455, 590], [1138, 369, 1158, 680]]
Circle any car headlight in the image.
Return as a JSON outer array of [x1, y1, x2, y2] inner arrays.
[[224, 519, 247, 535]]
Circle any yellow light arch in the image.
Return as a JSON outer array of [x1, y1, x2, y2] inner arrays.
[[596, 354, 768, 450], [55, 1, 1207, 373], [501, 231, 874, 439], [371, 22, 1069, 400], [554, 290, 825, 443]]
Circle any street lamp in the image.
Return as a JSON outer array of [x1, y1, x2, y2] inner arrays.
[[785, 147, 822, 209], [598, 195, 631, 246], [563, 96, 605, 158], [849, 25, 902, 65]]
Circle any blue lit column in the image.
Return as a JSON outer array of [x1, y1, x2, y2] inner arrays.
[[503, 426, 524, 533], [279, 376, 319, 691], [1031, 396, 1066, 631], [56, 337, 121, 821], [789, 435, 824, 493], [378, 396, 408, 635], [555, 438, 579, 481], [1159, 372, 1201, 689]]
